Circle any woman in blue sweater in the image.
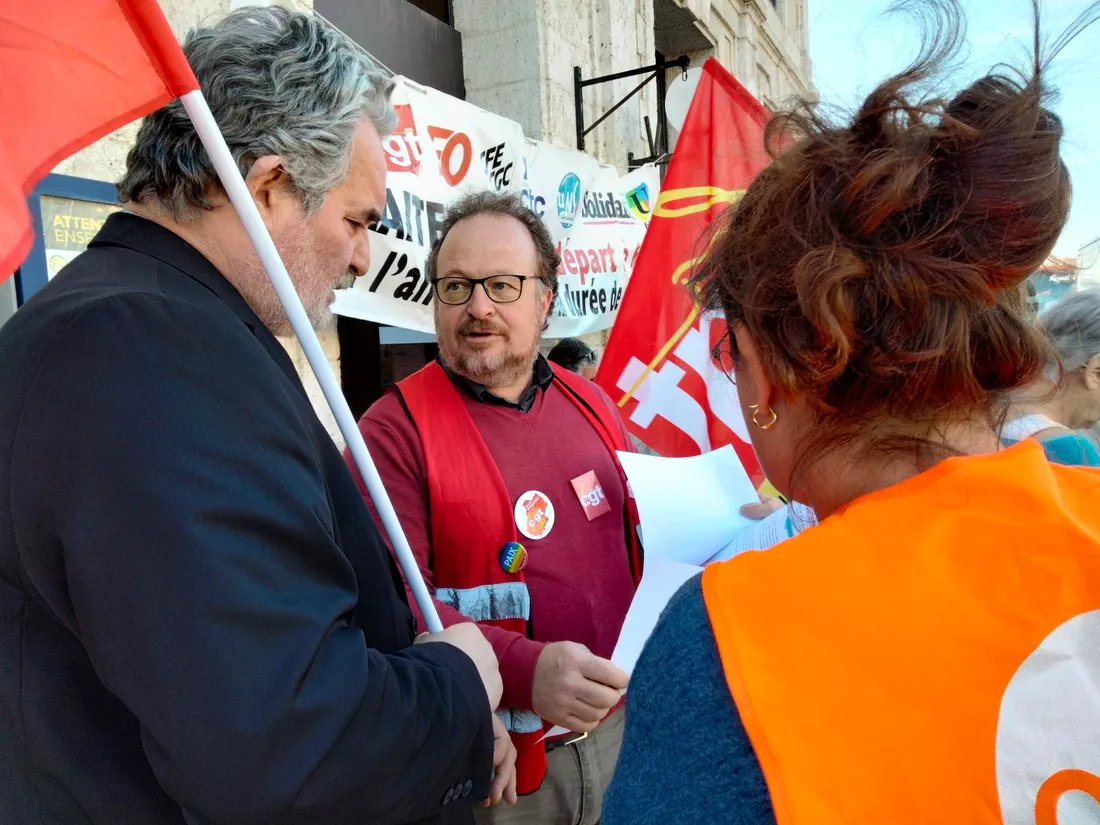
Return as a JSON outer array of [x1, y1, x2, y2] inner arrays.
[[602, 3, 1100, 823]]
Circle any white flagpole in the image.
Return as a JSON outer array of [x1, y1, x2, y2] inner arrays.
[[180, 89, 444, 634]]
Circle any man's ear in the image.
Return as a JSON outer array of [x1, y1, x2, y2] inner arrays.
[[244, 155, 293, 226], [539, 285, 554, 316]]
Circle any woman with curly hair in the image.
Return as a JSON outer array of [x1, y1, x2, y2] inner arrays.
[[604, 2, 1100, 823]]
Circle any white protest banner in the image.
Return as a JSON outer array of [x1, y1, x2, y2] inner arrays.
[[330, 77, 659, 338], [521, 140, 658, 337], [330, 77, 524, 332]]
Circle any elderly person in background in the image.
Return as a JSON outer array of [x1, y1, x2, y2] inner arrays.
[[1004, 288, 1100, 465], [0, 8, 513, 825]]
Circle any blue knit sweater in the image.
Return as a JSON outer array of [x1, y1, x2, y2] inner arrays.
[[602, 575, 776, 825]]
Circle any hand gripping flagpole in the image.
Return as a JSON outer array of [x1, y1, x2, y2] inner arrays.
[[180, 90, 444, 634]]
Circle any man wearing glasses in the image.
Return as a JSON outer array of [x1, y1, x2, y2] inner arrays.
[[348, 192, 642, 825]]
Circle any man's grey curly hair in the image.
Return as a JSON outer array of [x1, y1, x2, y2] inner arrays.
[[118, 6, 395, 220]]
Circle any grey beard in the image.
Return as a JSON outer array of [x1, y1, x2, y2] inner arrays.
[[237, 230, 343, 337], [452, 347, 535, 388], [436, 305, 547, 389]]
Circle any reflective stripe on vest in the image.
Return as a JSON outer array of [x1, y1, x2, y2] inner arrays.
[[496, 707, 544, 735], [702, 442, 1100, 825], [435, 582, 531, 623]]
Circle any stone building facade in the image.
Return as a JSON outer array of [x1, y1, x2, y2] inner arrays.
[[454, 0, 812, 171]]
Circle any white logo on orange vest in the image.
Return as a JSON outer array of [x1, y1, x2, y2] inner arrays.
[[514, 490, 555, 541], [996, 609, 1100, 825]]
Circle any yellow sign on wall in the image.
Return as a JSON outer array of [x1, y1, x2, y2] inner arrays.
[[38, 195, 119, 278]]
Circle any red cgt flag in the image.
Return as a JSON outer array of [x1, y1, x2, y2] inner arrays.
[[595, 58, 772, 482], [0, 0, 198, 279]]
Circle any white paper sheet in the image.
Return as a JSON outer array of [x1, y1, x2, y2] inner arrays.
[[542, 724, 569, 740], [708, 505, 790, 562], [616, 445, 760, 566], [609, 556, 703, 675], [539, 450, 813, 743], [708, 501, 819, 562]]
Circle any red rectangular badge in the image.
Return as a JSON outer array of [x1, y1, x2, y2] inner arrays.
[[570, 470, 612, 522]]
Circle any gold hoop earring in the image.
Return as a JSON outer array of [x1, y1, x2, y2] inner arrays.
[[749, 404, 778, 430]]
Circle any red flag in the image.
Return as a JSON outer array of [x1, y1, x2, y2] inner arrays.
[[595, 59, 771, 482], [0, 0, 198, 279]]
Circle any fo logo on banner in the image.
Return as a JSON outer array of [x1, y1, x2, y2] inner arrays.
[[557, 173, 582, 229]]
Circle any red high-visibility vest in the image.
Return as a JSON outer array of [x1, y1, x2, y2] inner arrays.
[[395, 361, 642, 794]]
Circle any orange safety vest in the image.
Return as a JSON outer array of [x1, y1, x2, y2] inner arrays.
[[702, 441, 1100, 825]]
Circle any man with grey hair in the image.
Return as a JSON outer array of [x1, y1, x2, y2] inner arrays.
[[349, 192, 642, 825], [0, 8, 514, 825]]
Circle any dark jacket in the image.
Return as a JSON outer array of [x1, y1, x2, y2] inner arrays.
[[0, 213, 493, 825]]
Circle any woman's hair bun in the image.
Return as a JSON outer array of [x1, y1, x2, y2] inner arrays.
[[691, 0, 1098, 439]]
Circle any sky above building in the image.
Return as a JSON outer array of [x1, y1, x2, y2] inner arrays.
[[809, 0, 1099, 258]]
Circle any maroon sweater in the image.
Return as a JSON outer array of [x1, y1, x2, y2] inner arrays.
[[349, 360, 636, 711]]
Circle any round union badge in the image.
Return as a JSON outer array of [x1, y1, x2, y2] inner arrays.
[[514, 490, 555, 541]]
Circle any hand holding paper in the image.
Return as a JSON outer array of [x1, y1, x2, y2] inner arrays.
[[541, 449, 818, 741], [540, 557, 702, 741], [532, 642, 627, 734], [711, 500, 818, 561], [617, 445, 761, 566]]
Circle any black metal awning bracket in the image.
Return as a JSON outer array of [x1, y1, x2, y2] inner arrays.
[[573, 55, 690, 152]]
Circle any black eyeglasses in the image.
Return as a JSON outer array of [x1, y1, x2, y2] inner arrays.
[[711, 327, 738, 383], [431, 275, 534, 306]]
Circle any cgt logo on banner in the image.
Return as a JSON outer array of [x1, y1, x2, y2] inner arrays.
[[330, 76, 659, 338]]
